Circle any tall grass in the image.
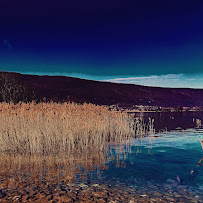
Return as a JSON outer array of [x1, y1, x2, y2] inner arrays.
[[0, 102, 144, 155], [0, 102, 155, 155]]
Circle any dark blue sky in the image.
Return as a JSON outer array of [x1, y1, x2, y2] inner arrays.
[[0, 0, 203, 87]]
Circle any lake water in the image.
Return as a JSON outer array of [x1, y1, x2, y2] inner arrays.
[[97, 129, 203, 193], [134, 111, 203, 131], [1, 111, 203, 202]]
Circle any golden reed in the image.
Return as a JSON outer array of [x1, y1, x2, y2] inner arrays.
[[0, 102, 138, 155]]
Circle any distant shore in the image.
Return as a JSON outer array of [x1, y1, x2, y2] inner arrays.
[[108, 104, 203, 113]]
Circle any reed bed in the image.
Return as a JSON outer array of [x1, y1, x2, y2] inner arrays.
[[0, 102, 153, 155]]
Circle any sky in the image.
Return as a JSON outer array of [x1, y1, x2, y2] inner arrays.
[[0, 0, 203, 88]]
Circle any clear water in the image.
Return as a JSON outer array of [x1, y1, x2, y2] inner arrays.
[[84, 127, 203, 197], [107, 129, 203, 184]]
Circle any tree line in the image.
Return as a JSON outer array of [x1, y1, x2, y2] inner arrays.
[[0, 71, 37, 103]]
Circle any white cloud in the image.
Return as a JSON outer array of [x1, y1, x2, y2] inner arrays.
[[103, 74, 203, 88]]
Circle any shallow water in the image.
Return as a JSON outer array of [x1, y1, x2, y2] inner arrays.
[[101, 129, 203, 189]]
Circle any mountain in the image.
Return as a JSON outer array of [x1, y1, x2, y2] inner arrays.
[[0, 72, 203, 107]]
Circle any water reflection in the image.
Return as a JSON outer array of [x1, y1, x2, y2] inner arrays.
[[0, 142, 137, 190]]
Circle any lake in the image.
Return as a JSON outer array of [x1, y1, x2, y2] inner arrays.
[[134, 111, 203, 131], [1, 111, 203, 202]]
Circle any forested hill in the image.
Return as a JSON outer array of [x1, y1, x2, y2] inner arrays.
[[0, 72, 203, 107]]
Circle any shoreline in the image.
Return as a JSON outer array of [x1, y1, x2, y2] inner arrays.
[[0, 178, 202, 202], [108, 104, 203, 113]]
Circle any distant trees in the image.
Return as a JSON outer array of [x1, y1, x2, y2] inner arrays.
[[0, 71, 37, 103]]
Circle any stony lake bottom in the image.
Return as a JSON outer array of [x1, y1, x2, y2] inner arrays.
[[1, 111, 203, 202]]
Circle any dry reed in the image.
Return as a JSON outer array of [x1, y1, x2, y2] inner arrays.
[[0, 102, 145, 155]]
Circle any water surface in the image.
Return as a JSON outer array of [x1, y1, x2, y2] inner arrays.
[[134, 111, 203, 131]]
